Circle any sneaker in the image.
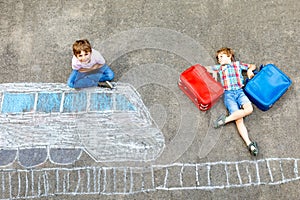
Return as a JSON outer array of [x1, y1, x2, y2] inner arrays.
[[98, 81, 115, 89], [213, 113, 226, 128], [248, 141, 259, 156]]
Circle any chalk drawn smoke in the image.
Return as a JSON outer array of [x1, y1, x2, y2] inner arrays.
[[100, 27, 224, 163]]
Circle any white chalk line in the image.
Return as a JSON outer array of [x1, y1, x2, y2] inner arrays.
[[1, 157, 300, 199]]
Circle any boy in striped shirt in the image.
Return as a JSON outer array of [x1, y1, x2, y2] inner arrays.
[[211, 47, 258, 156]]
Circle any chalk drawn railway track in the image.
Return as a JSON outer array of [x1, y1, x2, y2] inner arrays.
[[0, 158, 299, 199]]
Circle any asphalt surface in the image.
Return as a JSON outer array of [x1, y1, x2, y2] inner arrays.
[[1, 0, 300, 199]]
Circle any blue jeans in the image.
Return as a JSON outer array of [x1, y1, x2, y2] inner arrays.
[[224, 89, 251, 114], [67, 64, 114, 88]]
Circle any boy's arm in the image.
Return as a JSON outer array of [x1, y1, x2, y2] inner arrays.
[[78, 63, 103, 73], [205, 65, 214, 71], [205, 65, 219, 80]]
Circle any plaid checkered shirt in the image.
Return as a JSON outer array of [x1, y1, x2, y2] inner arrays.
[[211, 61, 250, 91]]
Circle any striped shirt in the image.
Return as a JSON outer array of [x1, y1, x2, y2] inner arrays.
[[211, 61, 250, 91]]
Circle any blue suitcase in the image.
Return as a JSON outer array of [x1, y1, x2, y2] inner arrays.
[[244, 64, 292, 111]]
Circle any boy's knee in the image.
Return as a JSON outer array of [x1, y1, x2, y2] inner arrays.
[[67, 70, 78, 88], [68, 84, 74, 88], [67, 81, 75, 88], [247, 105, 253, 114], [102, 64, 114, 81], [108, 70, 114, 80], [243, 103, 253, 115]]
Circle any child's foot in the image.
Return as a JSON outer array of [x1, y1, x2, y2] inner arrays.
[[98, 81, 115, 89], [213, 113, 226, 128], [248, 142, 259, 156]]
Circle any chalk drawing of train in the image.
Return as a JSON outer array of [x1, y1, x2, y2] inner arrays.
[[0, 83, 165, 168]]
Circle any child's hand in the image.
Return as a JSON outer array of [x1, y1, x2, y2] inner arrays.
[[247, 70, 255, 79]]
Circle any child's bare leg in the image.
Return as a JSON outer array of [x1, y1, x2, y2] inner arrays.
[[235, 118, 257, 153], [235, 118, 251, 146], [225, 103, 253, 124]]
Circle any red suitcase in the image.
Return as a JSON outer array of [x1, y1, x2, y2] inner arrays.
[[178, 64, 224, 111]]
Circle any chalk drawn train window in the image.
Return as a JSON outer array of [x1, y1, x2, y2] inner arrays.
[[0, 83, 165, 168]]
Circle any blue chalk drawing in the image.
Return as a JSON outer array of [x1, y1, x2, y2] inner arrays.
[[0, 83, 165, 168], [116, 94, 136, 111], [63, 92, 87, 112], [2, 93, 35, 113], [36, 92, 62, 112], [90, 93, 113, 111]]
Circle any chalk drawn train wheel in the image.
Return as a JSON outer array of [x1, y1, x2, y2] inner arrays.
[[0, 149, 17, 166], [0, 83, 164, 168], [0, 148, 83, 168]]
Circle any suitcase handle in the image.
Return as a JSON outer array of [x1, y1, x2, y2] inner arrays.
[[261, 64, 276, 76]]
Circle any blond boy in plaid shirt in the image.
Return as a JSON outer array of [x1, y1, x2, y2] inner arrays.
[[210, 47, 258, 156]]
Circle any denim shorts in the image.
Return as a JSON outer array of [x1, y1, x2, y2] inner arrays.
[[224, 89, 251, 114]]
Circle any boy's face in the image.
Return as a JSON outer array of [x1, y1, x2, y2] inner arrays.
[[217, 52, 232, 65], [76, 51, 91, 64]]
